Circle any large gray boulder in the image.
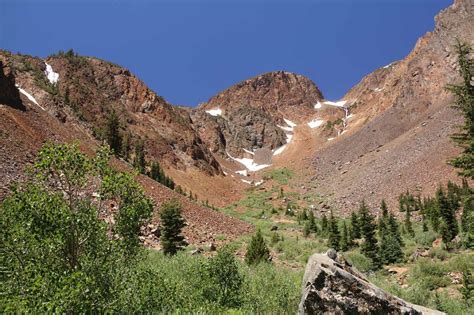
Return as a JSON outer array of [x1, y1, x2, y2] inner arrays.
[[299, 250, 445, 315]]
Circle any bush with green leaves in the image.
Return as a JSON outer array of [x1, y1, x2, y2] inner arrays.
[[0, 142, 153, 312]]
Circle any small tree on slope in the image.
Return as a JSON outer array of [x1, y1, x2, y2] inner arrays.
[[245, 229, 270, 265], [160, 200, 187, 255], [358, 200, 380, 269]]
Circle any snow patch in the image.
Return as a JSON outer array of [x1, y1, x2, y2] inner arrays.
[[223, 171, 228, 176], [383, 62, 394, 69], [273, 145, 287, 156], [44, 62, 59, 85], [324, 100, 347, 107], [241, 179, 252, 185], [374, 87, 383, 92], [255, 180, 264, 186], [236, 170, 248, 176], [243, 148, 255, 155], [327, 137, 335, 141], [16, 85, 45, 111], [277, 125, 293, 132], [205, 108, 222, 116], [283, 118, 296, 128], [314, 101, 323, 109], [307, 119, 324, 129], [286, 134, 293, 143], [227, 152, 271, 172]]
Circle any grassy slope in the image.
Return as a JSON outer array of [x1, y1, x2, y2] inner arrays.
[[215, 168, 474, 315]]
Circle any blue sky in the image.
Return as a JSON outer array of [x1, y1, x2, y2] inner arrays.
[[1, 0, 452, 106]]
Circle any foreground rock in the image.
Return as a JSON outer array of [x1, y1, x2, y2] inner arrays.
[[299, 250, 444, 315]]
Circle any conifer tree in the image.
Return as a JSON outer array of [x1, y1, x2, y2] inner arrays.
[[349, 211, 361, 241], [160, 200, 187, 255], [327, 211, 340, 250], [245, 229, 270, 265], [358, 201, 380, 269], [446, 41, 474, 179], [438, 186, 459, 249], [378, 199, 389, 238], [106, 110, 122, 156], [150, 161, 162, 183], [404, 207, 415, 238], [379, 212, 404, 265], [133, 141, 146, 174], [321, 214, 329, 235], [461, 196, 473, 248], [340, 221, 350, 251], [308, 211, 317, 234]]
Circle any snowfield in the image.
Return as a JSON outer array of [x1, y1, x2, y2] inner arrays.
[[15, 85, 45, 111], [44, 62, 59, 85], [307, 119, 324, 128], [273, 145, 286, 156], [324, 100, 347, 107], [205, 108, 222, 116], [227, 152, 271, 172]]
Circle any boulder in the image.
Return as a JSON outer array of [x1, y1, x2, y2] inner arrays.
[[298, 250, 445, 315]]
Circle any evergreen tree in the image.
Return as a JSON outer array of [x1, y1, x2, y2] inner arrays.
[[133, 141, 146, 174], [358, 201, 380, 269], [461, 196, 473, 248], [121, 131, 132, 160], [308, 211, 317, 234], [340, 221, 350, 251], [349, 211, 361, 241], [303, 222, 311, 238], [378, 199, 389, 238], [150, 161, 162, 183], [327, 211, 340, 250], [245, 229, 270, 265], [379, 213, 404, 265], [404, 207, 415, 238], [321, 214, 329, 235], [446, 41, 474, 179], [160, 200, 187, 255], [437, 186, 459, 249], [106, 110, 122, 156]]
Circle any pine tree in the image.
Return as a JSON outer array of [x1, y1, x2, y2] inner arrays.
[[321, 214, 329, 235], [379, 212, 404, 265], [349, 211, 361, 241], [446, 41, 474, 179], [340, 221, 350, 252], [106, 110, 122, 156], [378, 199, 389, 238], [327, 211, 340, 250], [461, 196, 473, 248], [150, 161, 162, 183], [308, 211, 317, 234], [404, 207, 415, 238], [358, 200, 380, 269], [438, 186, 459, 249], [160, 200, 187, 255], [133, 141, 146, 174], [245, 229, 270, 265], [303, 222, 311, 238]]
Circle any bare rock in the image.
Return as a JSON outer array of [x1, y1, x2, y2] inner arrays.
[[299, 251, 445, 315]]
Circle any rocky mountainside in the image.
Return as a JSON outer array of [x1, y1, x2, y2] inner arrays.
[[304, 0, 474, 213], [193, 71, 325, 158], [1, 0, 472, 219], [0, 51, 252, 246]]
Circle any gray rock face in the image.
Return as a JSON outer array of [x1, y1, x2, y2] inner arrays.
[[0, 57, 23, 110], [299, 250, 445, 315], [192, 105, 287, 158]]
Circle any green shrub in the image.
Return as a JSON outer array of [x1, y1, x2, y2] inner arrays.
[[346, 251, 373, 273]]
